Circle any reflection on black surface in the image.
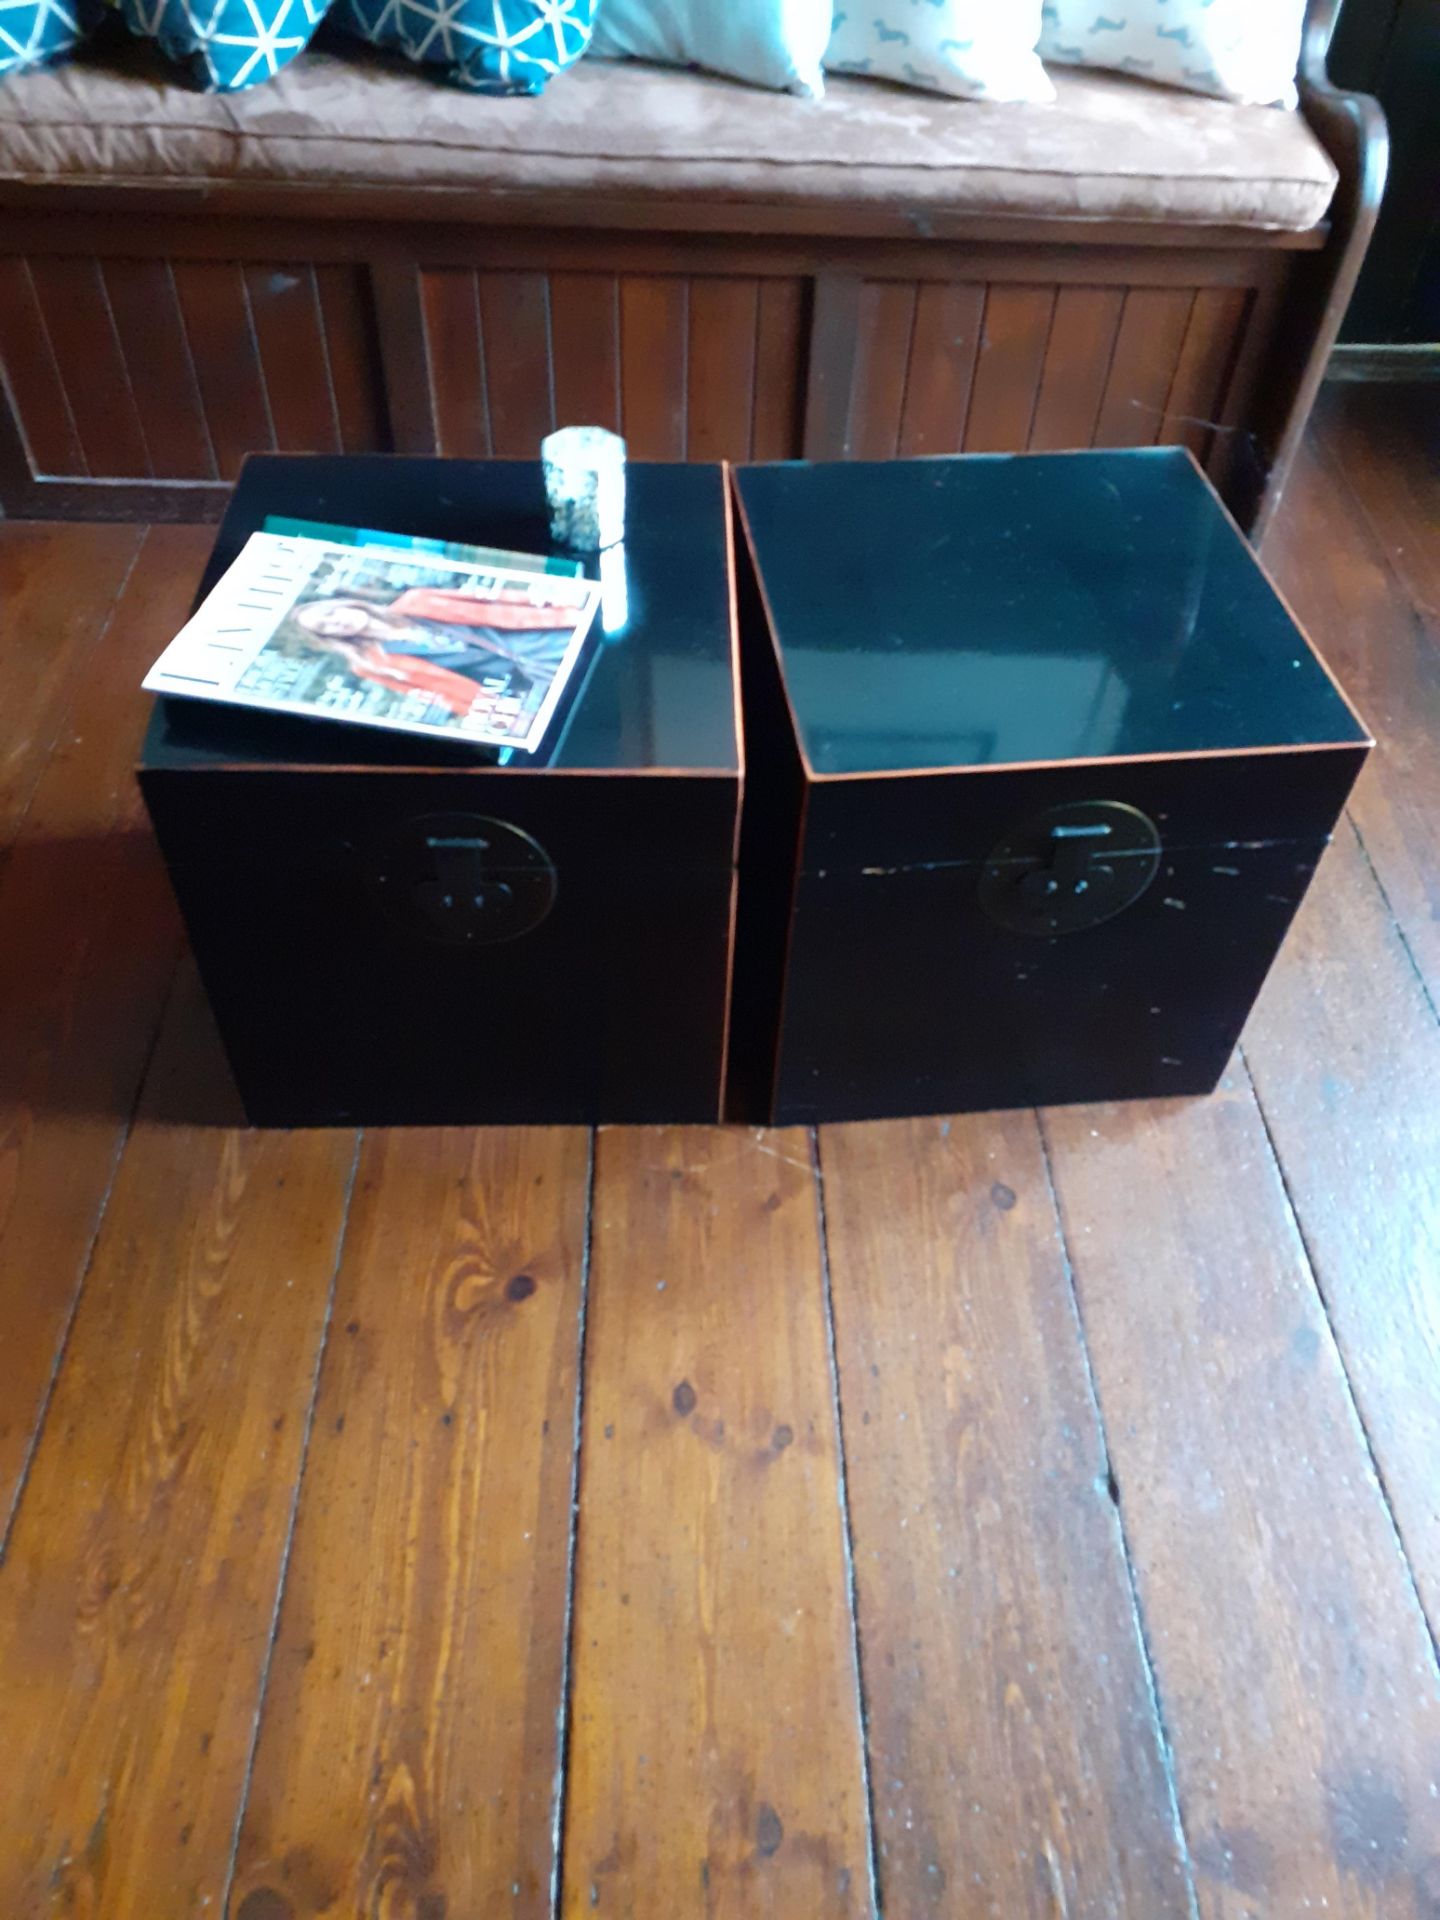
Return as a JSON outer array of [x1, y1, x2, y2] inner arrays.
[[148, 458, 737, 775], [737, 450, 1366, 775]]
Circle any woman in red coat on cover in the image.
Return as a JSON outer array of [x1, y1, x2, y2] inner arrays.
[[292, 585, 582, 713]]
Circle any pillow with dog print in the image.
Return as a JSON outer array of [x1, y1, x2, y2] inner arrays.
[[826, 0, 1054, 103], [1039, 0, 1308, 105]]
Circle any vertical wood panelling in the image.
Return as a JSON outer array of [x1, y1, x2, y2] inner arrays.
[[897, 281, 984, 457], [562, 1127, 872, 1915], [314, 262, 388, 455], [1029, 285, 1126, 451], [620, 275, 688, 458], [964, 285, 1057, 452], [477, 270, 554, 456], [822, 1113, 1196, 1917], [1160, 285, 1249, 459], [421, 267, 489, 458], [551, 271, 621, 432], [803, 273, 863, 458], [103, 260, 216, 479], [172, 260, 275, 480], [751, 277, 807, 460], [850, 280, 917, 460], [231, 1127, 590, 1920], [687, 276, 759, 461], [244, 263, 342, 455], [28, 256, 150, 477], [370, 258, 438, 456], [1093, 287, 1197, 448], [0, 257, 86, 476]]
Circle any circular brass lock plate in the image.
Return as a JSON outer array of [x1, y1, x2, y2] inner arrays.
[[369, 812, 557, 947], [978, 800, 1161, 937]]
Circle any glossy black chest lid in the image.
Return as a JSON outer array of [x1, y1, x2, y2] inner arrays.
[[142, 456, 738, 775], [735, 450, 1367, 777]]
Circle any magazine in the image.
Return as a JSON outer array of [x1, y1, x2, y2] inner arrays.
[[142, 531, 603, 754]]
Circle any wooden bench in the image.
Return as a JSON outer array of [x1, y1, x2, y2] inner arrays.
[[0, 0, 1382, 534]]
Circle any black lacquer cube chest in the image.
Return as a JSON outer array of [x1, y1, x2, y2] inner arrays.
[[140, 456, 741, 1127], [730, 449, 1370, 1124]]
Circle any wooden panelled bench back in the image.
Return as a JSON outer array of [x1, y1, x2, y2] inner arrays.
[[0, 230, 1298, 527]]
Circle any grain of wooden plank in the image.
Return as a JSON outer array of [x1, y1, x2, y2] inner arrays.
[[478, 270, 556, 456], [751, 278, 806, 460], [1245, 822, 1440, 1629], [0, 519, 140, 856], [244, 262, 343, 455], [803, 274, 862, 459], [620, 276, 688, 460], [820, 1112, 1195, 1918], [1263, 429, 1440, 1002], [229, 1125, 590, 1920], [1092, 287, 1196, 448], [964, 285, 1057, 453], [1317, 382, 1440, 627], [420, 267, 489, 458], [562, 1126, 872, 1918], [551, 271, 621, 433], [687, 277, 758, 461], [0, 255, 86, 475], [1029, 285, 1125, 451], [0, 524, 211, 1540], [1160, 287, 1248, 460], [849, 281, 917, 461], [896, 282, 983, 457], [0, 958, 357, 1919], [1043, 1079, 1440, 1918], [172, 260, 276, 480], [27, 256, 151, 478], [370, 258, 438, 456], [314, 263, 387, 455], [103, 259, 217, 480]]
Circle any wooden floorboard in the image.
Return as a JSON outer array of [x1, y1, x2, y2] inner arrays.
[[819, 1111, 1195, 1919], [1245, 820, 1440, 1635], [230, 1126, 591, 1920], [0, 524, 207, 1535], [1263, 420, 1440, 1008], [561, 1127, 872, 1918], [0, 519, 139, 864], [1043, 1074, 1440, 1919], [0, 963, 358, 1919], [0, 382, 1437, 1919]]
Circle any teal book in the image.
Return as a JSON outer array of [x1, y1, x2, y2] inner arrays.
[[262, 517, 585, 578]]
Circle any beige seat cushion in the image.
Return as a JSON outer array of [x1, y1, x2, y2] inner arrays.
[[0, 38, 1337, 231]]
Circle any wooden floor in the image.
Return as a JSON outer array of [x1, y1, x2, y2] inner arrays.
[[1, 387, 1438, 1920]]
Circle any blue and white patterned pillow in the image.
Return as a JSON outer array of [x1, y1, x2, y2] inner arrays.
[[1039, 0, 1307, 105], [827, 0, 1054, 102], [334, 0, 597, 93], [0, 0, 104, 79], [115, 0, 329, 88]]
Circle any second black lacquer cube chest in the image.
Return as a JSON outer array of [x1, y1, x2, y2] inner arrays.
[[730, 450, 1370, 1124]]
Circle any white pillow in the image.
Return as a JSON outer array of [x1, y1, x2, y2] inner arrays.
[[1039, 0, 1307, 105], [589, 0, 833, 96], [827, 1, 1055, 103]]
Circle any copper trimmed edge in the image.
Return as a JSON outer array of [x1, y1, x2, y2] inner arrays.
[[732, 446, 1374, 785]]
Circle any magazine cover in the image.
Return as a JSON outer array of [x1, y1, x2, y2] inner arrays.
[[142, 532, 603, 753]]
